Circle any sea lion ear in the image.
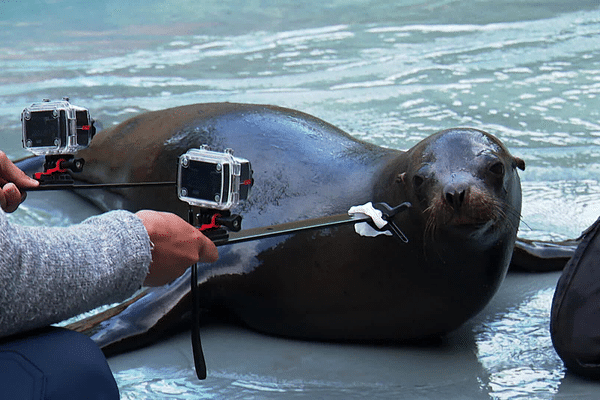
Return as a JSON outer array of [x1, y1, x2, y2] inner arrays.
[[396, 172, 406, 184], [514, 157, 525, 171]]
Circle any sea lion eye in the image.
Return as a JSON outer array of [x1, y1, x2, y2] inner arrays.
[[489, 161, 504, 176]]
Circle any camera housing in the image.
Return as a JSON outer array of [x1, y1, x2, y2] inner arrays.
[[178, 146, 253, 210], [21, 97, 96, 156]]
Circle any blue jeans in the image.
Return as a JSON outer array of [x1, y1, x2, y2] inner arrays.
[[0, 326, 119, 399]]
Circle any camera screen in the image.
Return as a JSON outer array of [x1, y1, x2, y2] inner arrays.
[[180, 160, 230, 205], [24, 110, 66, 147]]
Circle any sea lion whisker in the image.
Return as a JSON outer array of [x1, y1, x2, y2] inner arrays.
[[516, 213, 532, 231], [495, 200, 522, 232], [424, 204, 441, 243]]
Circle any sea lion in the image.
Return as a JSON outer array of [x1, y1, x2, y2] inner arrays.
[[60, 103, 527, 353]]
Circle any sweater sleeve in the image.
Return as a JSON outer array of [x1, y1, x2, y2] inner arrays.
[[0, 209, 151, 338]]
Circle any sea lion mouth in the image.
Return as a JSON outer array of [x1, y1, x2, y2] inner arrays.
[[449, 219, 495, 234], [449, 214, 492, 226], [421, 182, 504, 239], [424, 206, 498, 240], [448, 208, 496, 223]]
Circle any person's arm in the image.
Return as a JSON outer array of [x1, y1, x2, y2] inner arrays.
[[0, 151, 218, 338], [0, 209, 151, 338]]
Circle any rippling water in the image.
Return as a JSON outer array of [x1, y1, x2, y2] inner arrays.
[[2, 1, 599, 238], [2, 0, 600, 398]]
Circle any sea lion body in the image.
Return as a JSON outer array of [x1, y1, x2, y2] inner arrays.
[[71, 103, 524, 349]]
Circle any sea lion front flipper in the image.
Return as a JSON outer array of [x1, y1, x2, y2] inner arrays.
[[66, 290, 148, 336], [66, 271, 194, 356]]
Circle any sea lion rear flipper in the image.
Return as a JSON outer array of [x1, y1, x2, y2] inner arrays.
[[510, 238, 578, 272]]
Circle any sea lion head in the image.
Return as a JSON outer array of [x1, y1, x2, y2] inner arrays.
[[396, 128, 525, 244]]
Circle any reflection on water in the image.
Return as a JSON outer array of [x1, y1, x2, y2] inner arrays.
[[116, 367, 409, 400], [475, 288, 564, 399], [9, 204, 73, 227], [117, 367, 214, 400], [2, 0, 600, 398]]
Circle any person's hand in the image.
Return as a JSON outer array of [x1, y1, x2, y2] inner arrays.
[[0, 151, 39, 213], [136, 210, 219, 286]]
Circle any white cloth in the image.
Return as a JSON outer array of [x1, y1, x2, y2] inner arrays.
[[347, 202, 392, 237]]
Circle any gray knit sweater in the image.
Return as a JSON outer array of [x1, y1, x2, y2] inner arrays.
[[0, 209, 151, 338]]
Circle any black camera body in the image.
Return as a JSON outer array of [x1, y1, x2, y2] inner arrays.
[[21, 97, 95, 156]]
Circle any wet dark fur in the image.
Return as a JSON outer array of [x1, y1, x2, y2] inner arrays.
[[58, 104, 531, 352]]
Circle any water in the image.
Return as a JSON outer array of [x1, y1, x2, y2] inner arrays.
[[1, 0, 600, 398]]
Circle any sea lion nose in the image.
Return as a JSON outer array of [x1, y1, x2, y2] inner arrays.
[[444, 182, 468, 210]]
